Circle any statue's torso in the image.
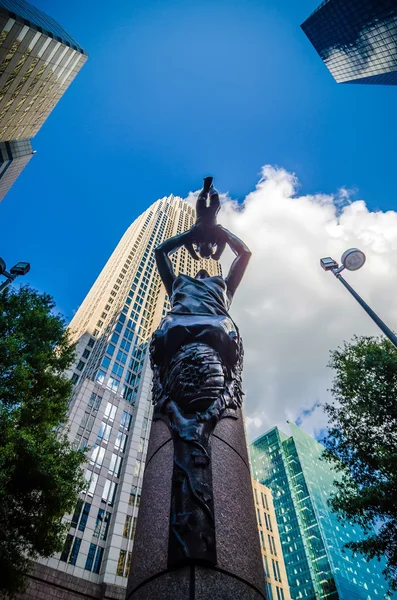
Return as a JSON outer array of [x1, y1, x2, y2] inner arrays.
[[151, 274, 240, 368], [170, 274, 230, 317]]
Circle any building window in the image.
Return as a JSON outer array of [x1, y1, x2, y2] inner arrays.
[[93, 508, 111, 541], [133, 459, 141, 477], [268, 535, 277, 556], [102, 479, 117, 505], [257, 508, 262, 526], [60, 535, 81, 566], [93, 546, 104, 574], [129, 486, 137, 506], [117, 550, 126, 577], [82, 349, 90, 359], [107, 376, 119, 393], [71, 373, 79, 384], [123, 384, 134, 402], [112, 362, 124, 378], [115, 431, 127, 452], [88, 392, 102, 410], [123, 515, 131, 538], [101, 511, 111, 540], [276, 587, 285, 600], [121, 411, 132, 430], [95, 369, 106, 384], [79, 502, 91, 532], [106, 343, 115, 356], [60, 534, 73, 562], [97, 422, 111, 443], [104, 402, 117, 422], [88, 338, 95, 347], [71, 499, 83, 528], [263, 554, 270, 577], [90, 444, 105, 467], [266, 582, 274, 600], [272, 559, 281, 582], [130, 516, 137, 541], [85, 543, 96, 571], [101, 356, 111, 370], [109, 453, 122, 477], [260, 530, 265, 550], [84, 470, 98, 497]]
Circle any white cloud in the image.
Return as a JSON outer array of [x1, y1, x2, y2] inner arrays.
[[187, 166, 397, 441]]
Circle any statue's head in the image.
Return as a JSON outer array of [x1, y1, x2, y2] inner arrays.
[[195, 269, 210, 280]]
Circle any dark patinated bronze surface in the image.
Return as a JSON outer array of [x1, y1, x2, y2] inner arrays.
[[152, 180, 251, 568]]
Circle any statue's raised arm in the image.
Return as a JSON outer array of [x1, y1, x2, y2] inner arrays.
[[215, 225, 251, 300], [154, 229, 198, 297]]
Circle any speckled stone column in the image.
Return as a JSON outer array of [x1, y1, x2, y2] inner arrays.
[[125, 410, 266, 600]]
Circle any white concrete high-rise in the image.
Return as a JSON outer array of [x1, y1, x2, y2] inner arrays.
[[37, 195, 221, 596], [0, 0, 87, 201]]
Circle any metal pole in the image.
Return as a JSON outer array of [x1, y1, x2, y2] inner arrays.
[[334, 271, 397, 349], [0, 277, 12, 292]]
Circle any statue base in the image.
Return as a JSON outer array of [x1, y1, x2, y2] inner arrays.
[[126, 410, 266, 600]]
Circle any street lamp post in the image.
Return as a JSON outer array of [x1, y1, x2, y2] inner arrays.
[[320, 248, 397, 350], [0, 258, 30, 292]]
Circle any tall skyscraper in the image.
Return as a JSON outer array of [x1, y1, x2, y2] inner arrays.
[[0, 0, 87, 201], [252, 478, 291, 600], [250, 422, 391, 600], [301, 0, 397, 85], [23, 195, 221, 599]]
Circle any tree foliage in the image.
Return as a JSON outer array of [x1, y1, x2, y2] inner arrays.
[[0, 286, 86, 598], [323, 335, 397, 591]]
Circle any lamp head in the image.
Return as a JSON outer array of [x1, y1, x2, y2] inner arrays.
[[10, 262, 30, 276], [320, 257, 339, 272], [341, 248, 366, 271]]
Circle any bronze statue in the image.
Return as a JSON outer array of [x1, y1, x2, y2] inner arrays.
[[151, 177, 251, 568]]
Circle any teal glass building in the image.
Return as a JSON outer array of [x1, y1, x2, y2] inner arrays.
[[250, 423, 391, 600]]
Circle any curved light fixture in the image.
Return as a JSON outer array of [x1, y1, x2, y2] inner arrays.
[[341, 248, 366, 271]]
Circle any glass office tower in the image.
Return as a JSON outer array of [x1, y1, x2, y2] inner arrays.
[[0, 0, 87, 200], [301, 0, 397, 85], [24, 195, 221, 599], [250, 422, 391, 600]]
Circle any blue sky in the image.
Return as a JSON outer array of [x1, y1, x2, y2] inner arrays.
[[1, 0, 396, 322]]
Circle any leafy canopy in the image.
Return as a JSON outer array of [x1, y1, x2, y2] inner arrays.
[[0, 286, 86, 598], [323, 335, 397, 591]]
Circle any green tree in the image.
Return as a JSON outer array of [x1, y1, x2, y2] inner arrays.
[[324, 335, 397, 591], [0, 286, 86, 598]]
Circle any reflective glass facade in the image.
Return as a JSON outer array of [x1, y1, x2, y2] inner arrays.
[[301, 0, 397, 85], [39, 196, 221, 590], [250, 423, 392, 600]]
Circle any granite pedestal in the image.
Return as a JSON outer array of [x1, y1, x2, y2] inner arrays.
[[126, 411, 266, 600]]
